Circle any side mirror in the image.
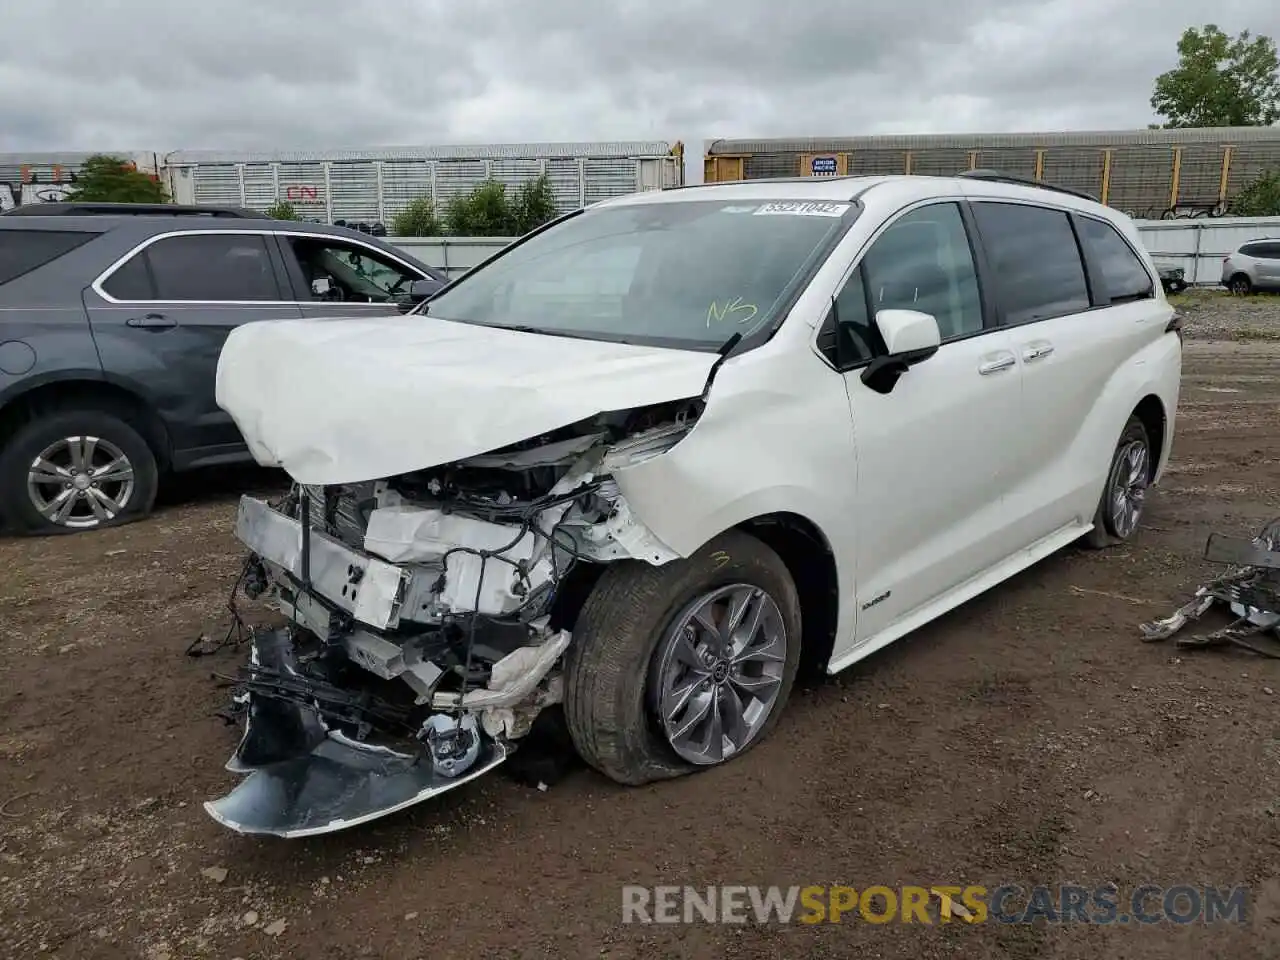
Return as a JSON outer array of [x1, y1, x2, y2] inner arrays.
[[408, 278, 443, 299], [860, 309, 941, 395]]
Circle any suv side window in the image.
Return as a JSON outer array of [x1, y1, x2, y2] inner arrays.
[[285, 236, 418, 303], [103, 234, 282, 301], [971, 202, 1090, 324], [1239, 242, 1266, 258], [1257, 241, 1280, 260], [0, 230, 100, 286], [833, 202, 982, 361], [1076, 216, 1153, 303]]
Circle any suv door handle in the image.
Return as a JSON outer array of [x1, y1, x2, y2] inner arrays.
[[978, 352, 1016, 375], [126, 313, 177, 330], [1022, 341, 1054, 362]]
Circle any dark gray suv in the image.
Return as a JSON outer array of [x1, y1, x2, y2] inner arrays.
[[0, 211, 446, 534]]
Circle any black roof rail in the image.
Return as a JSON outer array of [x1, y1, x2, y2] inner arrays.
[[0, 202, 270, 218], [955, 169, 1100, 203]]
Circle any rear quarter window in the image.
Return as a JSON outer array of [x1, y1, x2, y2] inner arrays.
[[0, 230, 100, 285], [1076, 216, 1153, 303]]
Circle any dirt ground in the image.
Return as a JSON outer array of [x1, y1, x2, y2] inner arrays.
[[3, 291, 1280, 960]]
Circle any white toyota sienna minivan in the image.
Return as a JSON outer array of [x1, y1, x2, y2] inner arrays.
[[208, 172, 1182, 837]]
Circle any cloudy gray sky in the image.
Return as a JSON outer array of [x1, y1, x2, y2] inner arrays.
[[2, 0, 1276, 179]]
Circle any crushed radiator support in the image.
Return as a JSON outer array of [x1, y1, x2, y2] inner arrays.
[[1140, 517, 1280, 658]]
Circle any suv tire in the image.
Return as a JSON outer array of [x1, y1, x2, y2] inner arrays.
[[1229, 274, 1253, 295], [564, 530, 802, 785], [0, 408, 159, 535]]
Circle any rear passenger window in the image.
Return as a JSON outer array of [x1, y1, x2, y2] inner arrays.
[[0, 230, 99, 285], [971, 203, 1090, 324], [1076, 217, 1153, 303], [105, 234, 282, 302]]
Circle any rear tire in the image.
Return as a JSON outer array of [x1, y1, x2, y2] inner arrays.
[[0, 408, 159, 535], [563, 530, 802, 785], [1229, 274, 1253, 295], [1083, 415, 1151, 550]]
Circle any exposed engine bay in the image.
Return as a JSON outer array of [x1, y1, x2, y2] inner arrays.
[[205, 399, 700, 837]]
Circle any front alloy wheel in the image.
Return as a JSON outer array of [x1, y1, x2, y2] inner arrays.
[[563, 530, 803, 785], [27, 436, 137, 529], [648, 583, 788, 765]]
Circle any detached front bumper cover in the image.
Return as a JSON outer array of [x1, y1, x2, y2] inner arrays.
[[1140, 518, 1280, 657], [205, 628, 508, 838]]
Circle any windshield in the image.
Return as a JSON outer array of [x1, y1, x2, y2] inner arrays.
[[422, 198, 857, 350]]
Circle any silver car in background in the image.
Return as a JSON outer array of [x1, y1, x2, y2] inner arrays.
[[1221, 238, 1280, 294]]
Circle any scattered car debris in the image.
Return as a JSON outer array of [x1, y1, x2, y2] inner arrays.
[[1140, 517, 1280, 657]]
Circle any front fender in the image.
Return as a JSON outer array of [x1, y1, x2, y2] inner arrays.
[[612, 346, 860, 646]]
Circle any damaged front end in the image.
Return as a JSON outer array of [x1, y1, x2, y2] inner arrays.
[[206, 400, 698, 837]]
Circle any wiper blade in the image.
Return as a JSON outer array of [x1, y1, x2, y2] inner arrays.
[[717, 332, 743, 356]]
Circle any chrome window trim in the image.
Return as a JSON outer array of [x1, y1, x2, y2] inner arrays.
[[90, 228, 427, 306]]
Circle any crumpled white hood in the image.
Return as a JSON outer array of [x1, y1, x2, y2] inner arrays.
[[215, 315, 719, 485]]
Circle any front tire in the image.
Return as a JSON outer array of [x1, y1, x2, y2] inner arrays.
[[1083, 415, 1151, 549], [0, 408, 159, 535], [563, 530, 802, 785]]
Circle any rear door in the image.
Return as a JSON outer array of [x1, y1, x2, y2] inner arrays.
[[274, 232, 439, 318], [967, 200, 1166, 545], [1257, 242, 1280, 286], [82, 228, 302, 467]]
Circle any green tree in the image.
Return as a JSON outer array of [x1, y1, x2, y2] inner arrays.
[[391, 196, 442, 236], [509, 173, 558, 234], [265, 199, 300, 220], [443, 175, 560, 236], [1228, 169, 1280, 216], [64, 154, 169, 203], [445, 179, 516, 236], [1151, 25, 1280, 127]]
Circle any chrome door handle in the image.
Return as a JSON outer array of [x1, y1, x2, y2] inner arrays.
[[978, 355, 1016, 375], [1023, 343, 1055, 362], [126, 313, 177, 331]]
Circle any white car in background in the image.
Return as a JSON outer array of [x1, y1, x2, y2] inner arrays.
[[1221, 238, 1280, 294], [207, 171, 1183, 837]]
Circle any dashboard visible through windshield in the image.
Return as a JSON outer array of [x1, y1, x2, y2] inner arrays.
[[422, 199, 859, 350]]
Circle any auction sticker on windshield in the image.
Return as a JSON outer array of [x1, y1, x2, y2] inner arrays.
[[753, 201, 850, 217]]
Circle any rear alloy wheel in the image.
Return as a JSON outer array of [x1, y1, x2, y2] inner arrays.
[[0, 409, 159, 535], [564, 530, 802, 785], [1230, 274, 1253, 295], [1084, 415, 1150, 549]]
